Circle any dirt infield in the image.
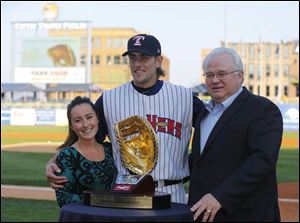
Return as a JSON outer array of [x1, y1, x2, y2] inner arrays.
[[1, 185, 56, 200], [1, 132, 66, 141], [278, 182, 299, 222], [281, 138, 299, 148], [1, 143, 299, 222], [1, 142, 59, 153]]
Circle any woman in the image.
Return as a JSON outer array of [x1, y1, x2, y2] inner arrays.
[[55, 96, 117, 207]]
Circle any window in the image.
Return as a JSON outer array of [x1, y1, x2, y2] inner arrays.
[[257, 65, 261, 80], [122, 38, 128, 48], [80, 55, 86, 65], [284, 45, 289, 58], [258, 46, 261, 60], [94, 38, 101, 48], [114, 55, 120, 64], [95, 55, 100, 65], [275, 86, 279, 96], [266, 64, 271, 77], [106, 38, 112, 48], [106, 56, 112, 65], [113, 39, 122, 48], [284, 86, 288, 96], [257, 85, 260, 95], [249, 85, 253, 93], [266, 85, 270, 96], [250, 46, 254, 60], [242, 45, 246, 58], [122, 57, 127, 64], [274, 64, 279, 77], [249, 64, 254, 79], [284, 65, 289, 76], [266, 46, 271, 58], [275, 45, 279, 58]]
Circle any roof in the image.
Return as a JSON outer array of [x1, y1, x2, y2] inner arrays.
[[1, 83, 43, 92], [45, 84, 103, 92]]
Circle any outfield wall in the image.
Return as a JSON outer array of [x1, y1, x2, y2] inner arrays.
[[1, 108, 67, 126], [277, 103, 299, 131], [1, 103, 299, 131]]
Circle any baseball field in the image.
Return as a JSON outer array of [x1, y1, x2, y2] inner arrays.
[[1, 125, 299, 221]]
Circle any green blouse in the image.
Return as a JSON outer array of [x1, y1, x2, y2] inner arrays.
[[55, 142, 117, 207]]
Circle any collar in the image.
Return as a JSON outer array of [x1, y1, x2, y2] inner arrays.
[[206, 87, 243, 111], [131, 80, 163, 96]]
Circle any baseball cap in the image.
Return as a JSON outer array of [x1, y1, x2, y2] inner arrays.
[[122, 34, 161, 57]]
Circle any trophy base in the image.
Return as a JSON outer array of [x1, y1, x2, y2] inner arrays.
[[83, 189, 171, 209]]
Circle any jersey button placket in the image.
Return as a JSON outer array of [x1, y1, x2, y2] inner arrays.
[[143, 94, 151, 113]]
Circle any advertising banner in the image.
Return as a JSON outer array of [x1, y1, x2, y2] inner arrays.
[[10, 108, 36, 126], [36, 109, 56, 125]]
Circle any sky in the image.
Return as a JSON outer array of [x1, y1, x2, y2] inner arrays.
[[1, 1, 299, 87]]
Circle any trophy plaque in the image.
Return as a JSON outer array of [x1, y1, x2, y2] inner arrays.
[[83, 189, 170, 209], [83, 116, 171, 209]]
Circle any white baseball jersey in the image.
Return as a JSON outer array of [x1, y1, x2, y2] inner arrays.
[[103, 81, 193, 203]]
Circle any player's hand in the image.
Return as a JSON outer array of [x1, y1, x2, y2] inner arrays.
[[190, 193, 221, 222], [46, 163, 68, 190]]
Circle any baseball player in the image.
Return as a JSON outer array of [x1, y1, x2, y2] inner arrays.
[[46, 34, 204, 203]]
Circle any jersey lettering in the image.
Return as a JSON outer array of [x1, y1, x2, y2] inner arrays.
[[146, 114, 182, 140]]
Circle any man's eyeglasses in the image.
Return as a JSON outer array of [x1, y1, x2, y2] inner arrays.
[[203, 70, 240, 80]]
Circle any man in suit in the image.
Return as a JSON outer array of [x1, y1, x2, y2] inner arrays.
[[189, 47, 283, 222]]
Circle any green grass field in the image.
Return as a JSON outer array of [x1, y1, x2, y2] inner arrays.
[[1, 151, 54, 186], [276, 149, 299, 182], [1, 149, 298, 188], [1, 125, 67, 134], [1, 198, 59, 222], [282, 131, 299, 139], [1, 125, 67, 145]]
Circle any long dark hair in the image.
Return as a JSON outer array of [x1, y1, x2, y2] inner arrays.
[[156, 67, 165, 77], [57, 96, 98, 150], [155, 56, 165, 78]]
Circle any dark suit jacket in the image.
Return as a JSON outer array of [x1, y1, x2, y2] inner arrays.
[[188, 87, 283, 222]]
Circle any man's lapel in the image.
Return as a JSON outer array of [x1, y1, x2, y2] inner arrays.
[[201, 88, 250, 155]]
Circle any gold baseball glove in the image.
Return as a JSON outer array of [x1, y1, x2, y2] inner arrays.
[[114, 116, 158, 176]]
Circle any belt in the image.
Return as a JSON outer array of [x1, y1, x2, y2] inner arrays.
[[154, 177, 190, 188]]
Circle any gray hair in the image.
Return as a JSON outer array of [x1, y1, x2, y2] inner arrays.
[[202, 47, 243, 72]]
